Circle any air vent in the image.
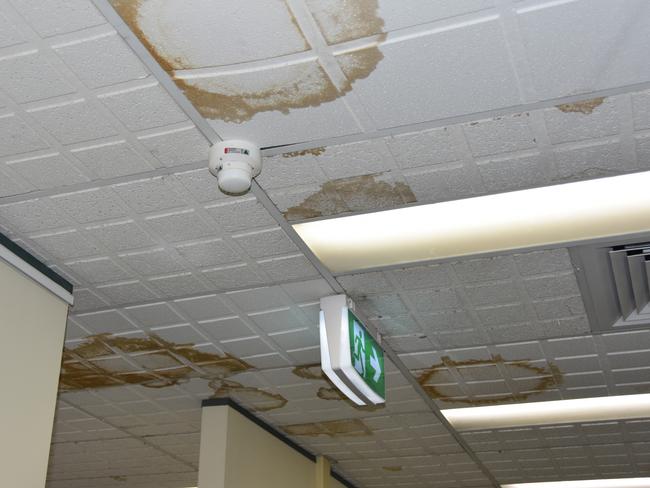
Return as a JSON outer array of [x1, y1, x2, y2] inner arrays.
[[571, 239, 650, 332], [609, 243, 650, 322]]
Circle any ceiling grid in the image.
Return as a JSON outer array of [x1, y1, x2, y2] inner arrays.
[[1, 0, 650, 487]]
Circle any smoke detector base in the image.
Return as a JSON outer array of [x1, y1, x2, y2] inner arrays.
[[209, 140, 261, 195]]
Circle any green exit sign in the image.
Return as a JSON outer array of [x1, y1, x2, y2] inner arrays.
[[319, 294, 386, 406], [348, 310, 385, 399]]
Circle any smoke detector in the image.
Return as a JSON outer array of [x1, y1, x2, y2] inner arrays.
[[209, 140, 261, 195]]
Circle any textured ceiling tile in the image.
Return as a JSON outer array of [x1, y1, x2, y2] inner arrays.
[[0, 113, 49, 157], [52, 187, 128, 224], [477, 152, 549, 193], [517, 0, 650, 99], [139, 126, 207, 167], [174, 238, 241, 268], [8, 152, 88, 189], [232, 228, 297, 259], [29, 99, 118, 145], [345, 18, 521, 128], [10, 0, 106, 37], [385, 127, 459, 170], [71, 141, 157, 180], [0, 50, 74, 104], [100, 83, 187, 132], [463, 114, 536, 157], [54, 32, 148, 89]]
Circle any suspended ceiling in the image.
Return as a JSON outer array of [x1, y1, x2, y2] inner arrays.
[[0, 0, 650, 487]]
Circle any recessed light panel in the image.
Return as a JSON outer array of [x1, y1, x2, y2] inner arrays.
[[502, 478, 650, 488], [294, 172, 650, 273], [442, 393, 650, 431]]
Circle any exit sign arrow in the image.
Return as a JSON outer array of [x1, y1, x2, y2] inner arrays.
[[369, 346, 381, 382]]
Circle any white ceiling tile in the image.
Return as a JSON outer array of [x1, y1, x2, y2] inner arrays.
[[202, 263, 266, 290], [30, 229, 101, 259], [0, 113, 50, 157], [385, 127, 459, 169], [71, 140, 157, 179], [66, 256, 132, 283], [124, 302, 185, 327], [250, 308, 306, 334], [96, 280, 159, 305], [84, 220, 156, 252], [10, 0, 106, 37], [29, 99, 118, 145], [200, 316, 253, 342], [204, 198, 276, 233], [257, 254, 320, 282], [477, 152, 549, 193], [0, 12, 26, 47], [172, 294, 232, 322], [52, 187, 128, 224], [139, 126, 207, 168], [7, 152, 88, 189], [174, 238, 241, 268], [173, 168, 229, 203], [100, 83, 187, 132], [307, 0, 496, 43], [403, 163, 475, 203], [226, 287, 291, 313], [280, 279, 332, 304], [544, 96, 621, 144], [149, 323, 205, 344], [74, 310, 136, 334], [233, 228, 297, 259], [343, 18, 521, 129], [314, 140, 391, 179], [0, 50, 74, 104], [0, 198, 72, 233], [71, 288, 109, 312], [54, 32, 148, 88], [147, 272, 209, 297], [256, 153, 322, 190], [220, 336, 273, 357], [517, 0, 650, 99], [554, 139, 633, 181], [463, 114, 535, 157], [118, 248, 185, 276], [113, 177, 188, 214], [144, 209, 217, 243]]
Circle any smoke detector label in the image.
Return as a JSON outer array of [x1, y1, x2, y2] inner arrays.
[[224, 147, 249, 155]]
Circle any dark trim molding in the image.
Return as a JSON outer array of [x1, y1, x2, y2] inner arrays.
[[201, 398, 358, 488], [0, 231, 73, 293]]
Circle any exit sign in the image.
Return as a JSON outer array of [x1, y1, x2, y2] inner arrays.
[[348, 309, 385, 399], [320, 295, 385, 406]]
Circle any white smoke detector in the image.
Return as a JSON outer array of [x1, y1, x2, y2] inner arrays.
[[208, 140, 261, 195]]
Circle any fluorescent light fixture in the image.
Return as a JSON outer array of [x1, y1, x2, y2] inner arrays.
[[502, 478, 650, 488], [294, 172, 650, 273], [441, 393, 650, 431]]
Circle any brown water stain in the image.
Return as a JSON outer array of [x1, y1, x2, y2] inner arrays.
[[110, 0, 385, 123], [292, 363, 385, 412], [110, 475, 127, 482], [382, 466, 402, 472], [307, 0, 384, 44], [556, 97, 605, 115], [282, 147, 326, 158], [281, 418, 371, 437], [415, 355, 562, 405], [284, 174, 416, 221], [61, 334, 287, 411]]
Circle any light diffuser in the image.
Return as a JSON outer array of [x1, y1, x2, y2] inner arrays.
[[502, 478, 650, 488], [294, 172, 650, 273], [442, 393, 650, 431]]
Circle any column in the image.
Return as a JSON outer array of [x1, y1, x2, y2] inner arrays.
[[0, 236, 73, 487]]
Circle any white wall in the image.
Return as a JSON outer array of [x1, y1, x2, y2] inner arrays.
[[0, 259, 69, 488]]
